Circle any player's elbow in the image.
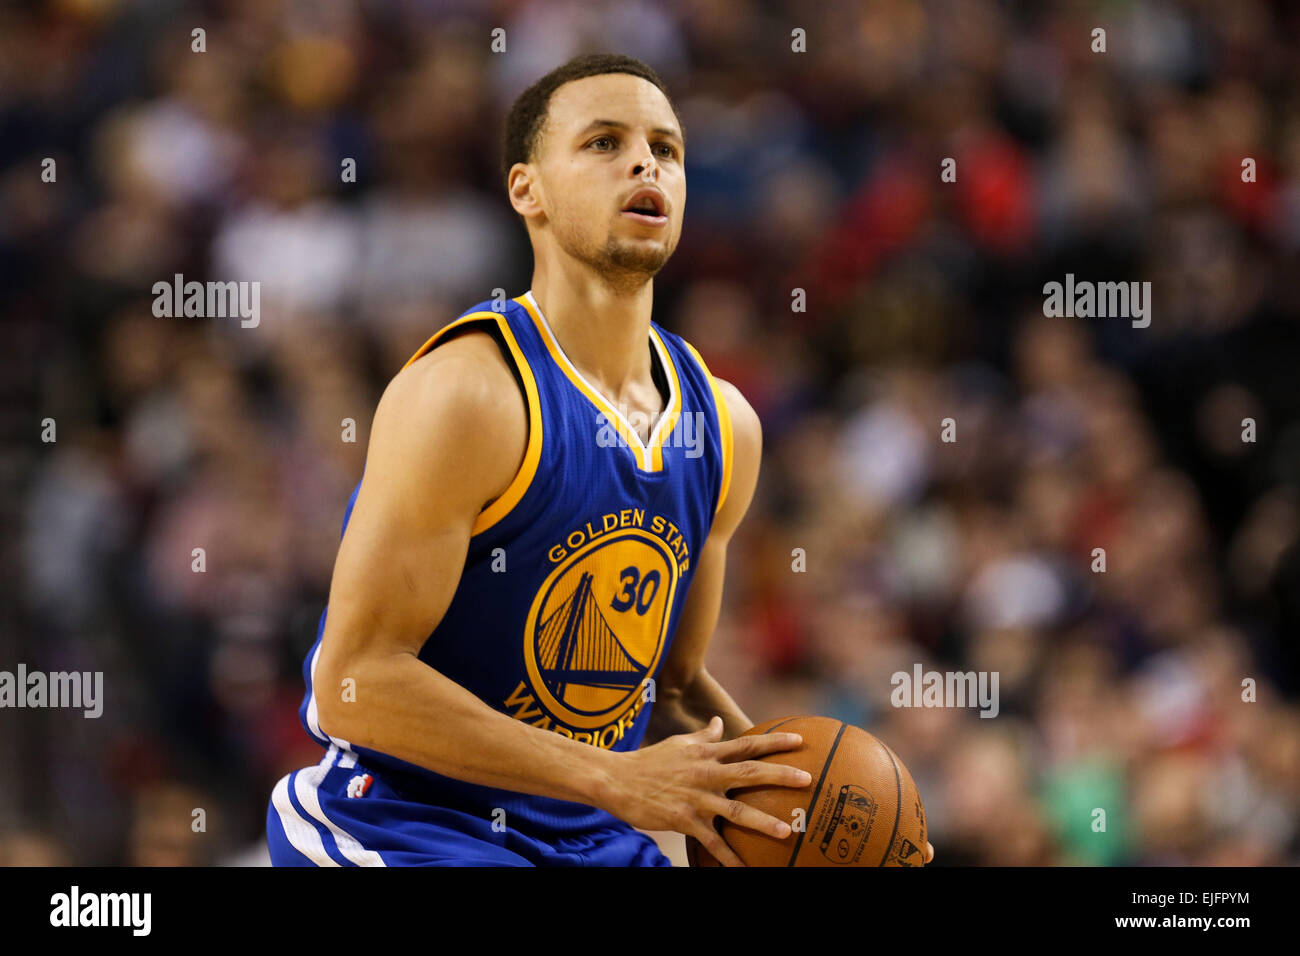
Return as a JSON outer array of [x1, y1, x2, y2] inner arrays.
[[312, 646, 367, 742]]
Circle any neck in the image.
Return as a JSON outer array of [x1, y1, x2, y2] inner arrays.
[[528, 254, 655, 400]]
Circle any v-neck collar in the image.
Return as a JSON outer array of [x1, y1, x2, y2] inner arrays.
[[516, 290, 681, 472]]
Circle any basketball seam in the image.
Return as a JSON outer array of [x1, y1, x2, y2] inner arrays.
[[876, 740, 903, 866], [886, 742, 925, 861], [761, 717, 801, 735], [786, 721, 846, 867]]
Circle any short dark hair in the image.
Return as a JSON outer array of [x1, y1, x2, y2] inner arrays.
[[501, 53, 679, 184]]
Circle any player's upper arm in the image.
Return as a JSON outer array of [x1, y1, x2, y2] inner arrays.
[[314, 330, 527, 695]]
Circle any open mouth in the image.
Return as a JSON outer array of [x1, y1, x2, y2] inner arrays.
[[621, 188, 668, 226]]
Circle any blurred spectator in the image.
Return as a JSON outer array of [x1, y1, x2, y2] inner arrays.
[[3, 0, 1298, 865]]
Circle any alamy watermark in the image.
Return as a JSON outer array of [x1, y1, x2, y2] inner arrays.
[[1042, 273, 1151, 328], [596, 408, 706, 459], [0, 664, 103, 718], [891, 664, 999, 718], [152, 273, 260, 327], [50, 886, 150, 936]]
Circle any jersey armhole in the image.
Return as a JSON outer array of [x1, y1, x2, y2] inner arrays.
[[401, 311, 543, 536], [681, 341, 733, 518]]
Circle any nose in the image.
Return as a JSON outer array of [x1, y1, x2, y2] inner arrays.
[[632, 154, 658, 182]]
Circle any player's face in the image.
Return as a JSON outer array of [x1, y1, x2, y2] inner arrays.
[[529, 73, 685, 279]]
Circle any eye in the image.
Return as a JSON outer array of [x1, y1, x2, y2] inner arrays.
[[653, 142, 678, 159], [589, 135, 616, 151]]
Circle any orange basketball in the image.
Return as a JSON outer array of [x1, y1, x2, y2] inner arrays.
[[686, 716, 928, 867]]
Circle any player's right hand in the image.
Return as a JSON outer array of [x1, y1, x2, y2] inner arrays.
[[600, 715, 812, 866]]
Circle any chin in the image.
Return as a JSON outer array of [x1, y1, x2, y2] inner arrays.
[[603, 238, 673, 275]]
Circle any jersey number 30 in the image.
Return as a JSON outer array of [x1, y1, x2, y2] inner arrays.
[[610, 566, 661, 616]]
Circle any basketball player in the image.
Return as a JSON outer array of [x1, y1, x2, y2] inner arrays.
[[265, 53, 933, 867]]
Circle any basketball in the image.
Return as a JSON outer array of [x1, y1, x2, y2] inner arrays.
[[686, 716, 928, 867]]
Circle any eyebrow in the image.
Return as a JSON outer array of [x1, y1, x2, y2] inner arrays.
[[578, 118, 684, 143]]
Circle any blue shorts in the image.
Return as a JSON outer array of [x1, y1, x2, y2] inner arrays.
[[265, 746, 672, 867]]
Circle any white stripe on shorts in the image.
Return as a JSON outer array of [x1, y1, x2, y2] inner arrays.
[[271, 772, 339, 867], [293, 747, 387, 867]]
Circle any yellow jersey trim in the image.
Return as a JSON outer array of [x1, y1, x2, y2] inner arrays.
[[401, 310, 543, 537], [648, 327, 682, 471], [514, 292, 681, 473], [682, 341, 733, 517]]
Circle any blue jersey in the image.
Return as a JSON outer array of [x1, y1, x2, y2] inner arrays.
[[295, 290, 734, 838]]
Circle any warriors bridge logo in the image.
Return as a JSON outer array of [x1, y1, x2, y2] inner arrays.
[[504, 510, 690, 746]]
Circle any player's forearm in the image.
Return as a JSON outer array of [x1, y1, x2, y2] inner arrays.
[[644, 669, 751, 744], [315, 649, 617, 807]]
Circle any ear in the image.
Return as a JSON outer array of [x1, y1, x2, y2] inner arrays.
[[507, 163, 545, 221]]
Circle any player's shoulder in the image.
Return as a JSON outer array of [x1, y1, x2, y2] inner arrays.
[[712, 377, 760, 472], [716, 373, 759, 435], [377, 313, 527, 452], [704, 375, 761, 538], [394, 327, 513, 402]]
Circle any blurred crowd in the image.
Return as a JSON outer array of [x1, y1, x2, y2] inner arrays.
[[2, 0, 1299, 865]]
